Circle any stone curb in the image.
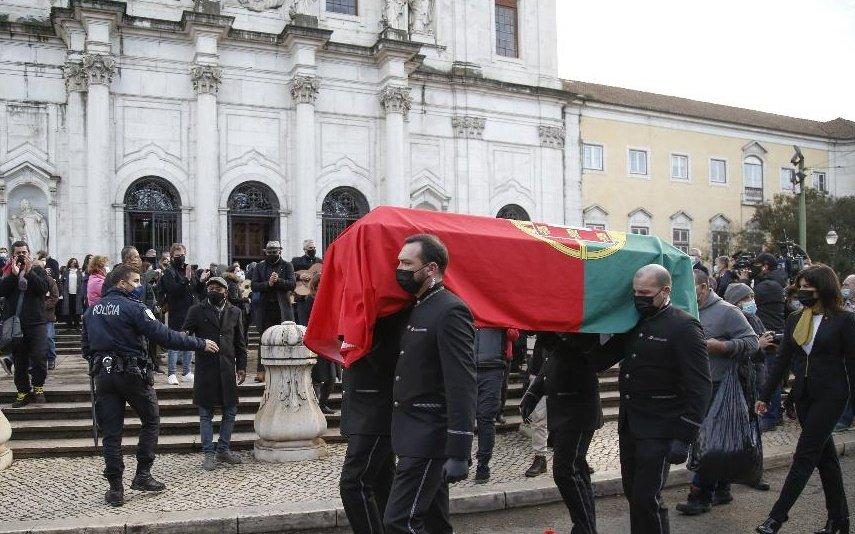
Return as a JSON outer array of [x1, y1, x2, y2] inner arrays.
[[3, 433, 853, 534]]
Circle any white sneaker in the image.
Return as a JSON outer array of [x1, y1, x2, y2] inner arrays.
[[167, 374, 179, 385], [181, 372, 194, 383]]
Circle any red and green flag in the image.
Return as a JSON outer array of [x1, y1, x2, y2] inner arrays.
[[304, 206, 697, 366]]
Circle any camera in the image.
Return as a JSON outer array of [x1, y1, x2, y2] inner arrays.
[[776, 240, 808, 281], [15, 256, 25, 267]]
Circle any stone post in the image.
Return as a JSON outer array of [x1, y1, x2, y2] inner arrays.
[[0, 408, 12, 470], [380, 85, 412, 206], [254, 321, 327, 462], [82, 52, 116, 249], [191, 63, 222, 264]]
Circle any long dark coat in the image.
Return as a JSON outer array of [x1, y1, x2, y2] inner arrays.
[[59, 269, 85, 316], [183, 300, 248, 408], [250, 258, 296, 330]]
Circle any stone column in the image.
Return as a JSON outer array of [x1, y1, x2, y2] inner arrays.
[[379, 85, 412, 207], [191, 64, 223, 265], [82, 53, 116, 249], [254, 321, 327, 462], [539, 125, 567, 224], [290, 75, 320, 255], [0, 408, 11, 470], [562, 108, 583, 227], [64, 59, 88, 259], [452, 115, 487, 214]]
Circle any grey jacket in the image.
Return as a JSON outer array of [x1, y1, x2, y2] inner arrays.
[[698, 289, 759, 382]]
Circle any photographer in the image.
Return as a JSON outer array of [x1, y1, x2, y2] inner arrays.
[[1, 241, 51, 407]]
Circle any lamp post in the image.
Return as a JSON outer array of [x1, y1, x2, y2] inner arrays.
[[826, 230, 839, 273]]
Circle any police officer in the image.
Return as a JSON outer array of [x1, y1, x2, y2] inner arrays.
[[339, 308, 409, 534], [520, 332, 603, 534], [83, 265, 219, 507], [594, 264, 711, 534], [383, 234, 476, 534]]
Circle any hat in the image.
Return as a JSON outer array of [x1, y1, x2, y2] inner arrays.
[[145, 249, 157, 258], [724, 283, 753, 306], [755, 252, 778, 269], [206, 276, 229, 290], [264, 240, 282, 252]]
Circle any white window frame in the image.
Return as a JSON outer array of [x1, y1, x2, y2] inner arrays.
[[630, 226, 650, 236], [627, 147, 650, 178], [672, 227, 691, 253], [670, 153, 689, 181], [780, 167, 795, 192], [812, 171, 827, 192], [709, 157, 728, 185], [583, 143, 604, 171]]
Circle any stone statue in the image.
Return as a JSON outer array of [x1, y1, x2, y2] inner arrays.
[[289, 0, 317, 17], [237, 0, 287, 12], [8, 199, 48, 253], [382, 0, 408, 30], [408, 0, 433, 34]]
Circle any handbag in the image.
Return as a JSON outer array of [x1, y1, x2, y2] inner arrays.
[[0, 293, 25, 352]]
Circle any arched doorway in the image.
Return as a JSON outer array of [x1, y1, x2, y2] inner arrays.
[[321, 187, 369, 251], [228, 182, 280, 266], [124, 177, 181, 257], [496, 204, 530, 221]]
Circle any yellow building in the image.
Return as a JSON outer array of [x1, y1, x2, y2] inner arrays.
[[567, 81, 855, 260]]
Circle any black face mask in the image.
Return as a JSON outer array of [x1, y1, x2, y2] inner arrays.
[[396, 265, 428, 295], [797, 289, 818, 308], [306, 249, 316, 258], [265, 253, 280, 264], [208, 291, 226, 305], [172, 255, 186, 268], [634, 288, 665, 318]]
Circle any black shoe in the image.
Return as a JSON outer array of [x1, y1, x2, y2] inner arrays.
[[474, 465, 490, 484], [31, 388, 46, 404], [130, 474, 166, 492], [320, 405, 334, 415], [751, 480, 771, 491], [712, 488, 733, 506], [756, 518, 783, 534], [525, 455, 547, 477], [816, 518, 850, 534], [676, 488, 712, 516], [105, 479, 124, 507], [11, 392, 32, 408], [47, 361, 55, 370], [495, 414, 506, 425]]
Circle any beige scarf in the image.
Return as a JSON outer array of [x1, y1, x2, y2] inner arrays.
[[793, 306, 822, 347]]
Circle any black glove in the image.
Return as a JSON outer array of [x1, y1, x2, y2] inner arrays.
[[519, 392, 538, 423], [666, 439, 690, 465], [442, 458, 469, 484]]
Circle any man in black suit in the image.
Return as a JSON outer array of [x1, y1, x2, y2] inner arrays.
[[594, 264, 712, 534], [383, 234, 476, 534], [521, 332, 603, 534], [339, 309, 409, 534]]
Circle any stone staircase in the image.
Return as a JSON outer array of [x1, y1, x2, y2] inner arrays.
[[0, 326, 621, 458]]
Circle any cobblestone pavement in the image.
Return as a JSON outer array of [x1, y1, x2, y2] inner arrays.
[[0, 419, 804, 523]]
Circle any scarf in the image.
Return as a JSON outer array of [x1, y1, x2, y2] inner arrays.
[[793, 307, 823, 347]]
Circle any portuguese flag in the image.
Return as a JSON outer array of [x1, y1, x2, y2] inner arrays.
[[304, 207, 697, 366]]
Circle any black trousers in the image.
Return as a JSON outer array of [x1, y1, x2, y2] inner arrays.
[[257, 307, 282, 372], [384, 456, 451, 534], [13, 323, 47, 393], [95, 370, 160, 481], [475, 368, 504, 466], [553, 427, 597, 534], [619, 433, 671, 534], [340, 434, 395, 534], [770, 390, 849, 522]]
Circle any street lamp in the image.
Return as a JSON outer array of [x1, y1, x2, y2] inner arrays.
[[826, 230, 839, 273]]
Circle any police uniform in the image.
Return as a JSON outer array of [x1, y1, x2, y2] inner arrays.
[[82, 287, 207, 499], [524, 333, 603, 534], [339, 308, 409, 534], [383, 284, 476, 534], [595, 304, 711, 534]]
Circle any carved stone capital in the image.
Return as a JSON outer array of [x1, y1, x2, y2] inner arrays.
[[451, 115, 486, 140], [289, 74, 320, 105], [82, 53, 116, 86], [539, 125, 566, 149], [63, 61, 87, 93], [379, 85, 412, 117], [190, 64, 223, 96]]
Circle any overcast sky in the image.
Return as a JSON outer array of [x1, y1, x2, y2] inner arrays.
[[555, 0, 855, 122]]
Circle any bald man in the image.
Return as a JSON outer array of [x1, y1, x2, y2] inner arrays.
[[593, 264, 712, 534]]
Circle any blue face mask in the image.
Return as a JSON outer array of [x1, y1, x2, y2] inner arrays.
[[843, 288, 852, 301], [131, 284, 145, 300], [741, 300, 757, 315]]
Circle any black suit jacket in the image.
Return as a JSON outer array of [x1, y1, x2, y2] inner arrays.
[[762, 310, 855, 406], [391, 285, 476, 460], [340, 308, 410, 437], [594, 305, 712, 442], [526, 334, 603, 432]]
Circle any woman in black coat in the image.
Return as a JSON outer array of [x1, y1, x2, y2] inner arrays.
[[59, 258, 85, 328], [755, 265, 855, 534]]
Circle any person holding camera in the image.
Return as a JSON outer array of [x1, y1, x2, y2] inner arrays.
[[1, 241, 51, 407], [755, 265, 855, 534]]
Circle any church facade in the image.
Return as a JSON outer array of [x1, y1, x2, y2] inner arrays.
[[0, 0, 574, 263]]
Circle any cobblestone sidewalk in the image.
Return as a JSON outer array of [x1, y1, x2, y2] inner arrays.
[[0, 420, 806, 524]]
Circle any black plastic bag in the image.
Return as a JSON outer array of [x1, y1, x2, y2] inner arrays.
[[688, 363, 763, 485]]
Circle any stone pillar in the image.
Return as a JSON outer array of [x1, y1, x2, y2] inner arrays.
[[380, 85, 412, 207], [191, 64, 222, 265], [82, 53, 116, 250], [64, 59, 88, 259], [290, 75, 320, 256], [539, 125, 567, 224], [254, 321, 327, 462], [562, 108, 583, 227], [452, 115, 487, 214], [0, 408, 11, 470]]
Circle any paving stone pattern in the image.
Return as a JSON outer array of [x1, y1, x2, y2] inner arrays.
[[0, 419, 804, 523]]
